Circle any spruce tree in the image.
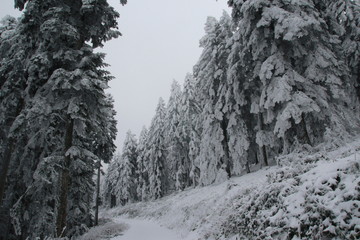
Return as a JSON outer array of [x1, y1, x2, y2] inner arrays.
[[102, 153, 122, 208], [178, 74, 197, 187], [227, 0, 360, 159], [136, 127, 150, 201], [118, 130, 139, 203], [147, 98, 167, 199], [194, 13, 233, 185], [164, 80, 184, 191], [1, 0, 124, 238]]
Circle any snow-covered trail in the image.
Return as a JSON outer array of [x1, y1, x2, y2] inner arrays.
[[110, 217, 186, 240]]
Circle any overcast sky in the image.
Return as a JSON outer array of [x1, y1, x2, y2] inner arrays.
[[1, 0, 230, 151]]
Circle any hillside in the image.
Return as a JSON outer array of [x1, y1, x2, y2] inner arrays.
[[89, 138, 360, 240]]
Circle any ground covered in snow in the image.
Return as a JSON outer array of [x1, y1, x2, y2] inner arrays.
[[94, 139, 360, 240]]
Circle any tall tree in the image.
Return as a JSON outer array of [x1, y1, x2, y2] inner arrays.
[[178, 74, 197, 187], [164, 80, 184, 191], [147, 98, 167, 199], [193, 13, 233, 186], [1, 0, 124, 238], [227, 0, 360, 159], [136, 127, 150, 201], [102, 153, 122, 208], [118, 130, 139, 204]]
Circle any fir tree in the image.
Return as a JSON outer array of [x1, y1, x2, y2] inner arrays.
[[136, 127, 150, 201], [194, 13, 233, 185], [228, 0, 360, 159], [102, 153, 122, 208], [1, 0, 124, 238], [118, 130, 139, 203], [178, 74, 197, 187], [147, 98, 167, 199], [164, 80, 184, 191]]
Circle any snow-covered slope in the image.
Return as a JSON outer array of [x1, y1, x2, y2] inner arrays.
[[103, 139, 360, 240]]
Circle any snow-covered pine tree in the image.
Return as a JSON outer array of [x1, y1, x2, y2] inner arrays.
[[178, 74, 197, 187], [94, 94, 117, 225], [181, 74, 203, 187], [164, 80, 184, 191], [194, 13, 233, 186], [102, 153, 122, 208], [136, 127, 150, 201], [0, 15, 21, 208], [0, 0, 124, 238], [227, 0, 360, 158], [147, 98, 167, 199], [117, 130, 138, 204], [0, 16, 38, 240], [325, 0, 360, 101]]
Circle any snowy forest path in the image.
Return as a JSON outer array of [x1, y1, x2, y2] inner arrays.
[[110, 216, 184, 240]]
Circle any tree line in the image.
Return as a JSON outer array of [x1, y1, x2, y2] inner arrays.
[[103, 0, 360, 206]]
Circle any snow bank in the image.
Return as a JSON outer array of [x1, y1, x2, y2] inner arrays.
[[78, 218, 128, 240], [105, 138, 360, 240], [111, 217, 185, 240]]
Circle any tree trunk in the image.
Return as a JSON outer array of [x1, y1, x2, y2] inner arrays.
[[0, 99, 24, 207], [220, 118, 231, 177], [258, 113, 269, 166], [94, 161, 101, 226], [245, 161, 251, 174], [300, 114, 312, 146], [56, 118, 74, 237], [0, 138, 15, 207]]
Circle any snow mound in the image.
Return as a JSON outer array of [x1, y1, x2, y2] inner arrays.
[[106, 138, 360, 240], [78, 219, 128, 240]]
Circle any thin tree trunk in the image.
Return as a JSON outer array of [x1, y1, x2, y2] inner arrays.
[[94, 161, 101, 226], [0, 138, 15, 207], [0, 99, 24, 207], [56, 118, 74, 237], [258, 113, 269, 166], [245, 161, 251, 174], [220, 118, 231, 177], [300, 114, 312, 146]]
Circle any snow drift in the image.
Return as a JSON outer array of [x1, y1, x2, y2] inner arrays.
[[103, 138, 360, 240]]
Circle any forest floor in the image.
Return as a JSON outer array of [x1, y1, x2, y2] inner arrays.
[[82, 137, 360, 240]]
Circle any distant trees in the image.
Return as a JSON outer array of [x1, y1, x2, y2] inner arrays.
[[103, 0, 360, 207]]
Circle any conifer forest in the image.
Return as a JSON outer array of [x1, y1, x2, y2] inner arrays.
[[0, 0, 360, 239]]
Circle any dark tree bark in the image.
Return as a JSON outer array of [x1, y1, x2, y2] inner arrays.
[[220, 118, 231, 177], [258, 113, 269, 167], [56, 118, 74, 237], [245, 161, 251, 174], [0, 98, 24, 207], [0, 138, 15, 207], [300, 114, 312, 146], [94, 161, 101, 226]]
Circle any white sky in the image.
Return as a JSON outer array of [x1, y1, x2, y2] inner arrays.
[[0, 0, 230, 151]]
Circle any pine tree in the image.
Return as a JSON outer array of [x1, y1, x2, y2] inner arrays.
[[181, 74, 202, 187], [325, 0, 360, 101], [119, 130, 138, 203], [147, 98, 167, 199], [227, 0, 360, 159], [178, 74, 197, 187], [1, 0, 124, 238], [164, 80, 184, 191], [136, 127, 150, 201], [194, 13, 233, 185], [102, 153, 122, 208]]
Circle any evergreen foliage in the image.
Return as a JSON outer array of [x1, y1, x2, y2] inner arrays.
[[105, 0, 360, 207], [2, 0, 360, 238], [0, 0, 122, 238]]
